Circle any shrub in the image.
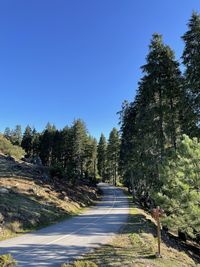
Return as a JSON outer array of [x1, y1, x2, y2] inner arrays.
[[0, 134, 25, 160], [0, 254, 16, 267], [6, 221, 22, 233]]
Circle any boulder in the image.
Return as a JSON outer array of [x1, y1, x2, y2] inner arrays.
[[0, 188, 9, 194]]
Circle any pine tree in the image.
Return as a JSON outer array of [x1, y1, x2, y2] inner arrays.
[[21, 126, 33, 157], [154, 135, 200, 239], [4, 127, 11, 141], [71, 119, 88, 180], [97, 133, 107, 181], [182, 11, 200, 138], [85, 136, 97, 182], [32, 128, 40, 156], [12, 125, 22, 146], [107, 128, 120, 186], [119, 34, 184, 197], [39, 123, 56, 166]]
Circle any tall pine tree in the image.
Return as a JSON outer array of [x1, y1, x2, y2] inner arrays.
[[182, 11, 200, 138]]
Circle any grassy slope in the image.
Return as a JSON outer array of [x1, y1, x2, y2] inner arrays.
[[66, 193, 200, 267], [0, 154, 98, 241]]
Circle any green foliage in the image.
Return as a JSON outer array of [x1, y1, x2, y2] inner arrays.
[[4, 125, 22, 146], [0, 134, 25, 160], [97, 133, 107, 180], [154, 135, 200, 238], [119, 12, 200, 242], [119, 33, 184, 195], [182, 11, 200, 137], [21, 125, 33, 157], [85, 136, 98, 181], [50, 163, 65, 178], [107, 128, 120, 185], [0, 254, 17, 267]]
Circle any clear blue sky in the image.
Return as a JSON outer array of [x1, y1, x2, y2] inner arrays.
[[0, 0, 199, 140]]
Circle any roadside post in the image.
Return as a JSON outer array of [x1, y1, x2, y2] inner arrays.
[[152, 206, 164, 258]]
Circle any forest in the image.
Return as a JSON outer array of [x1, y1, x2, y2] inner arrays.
[[119, 12, 200, 242], [2, 121, 120, 186], [1, 11, 200, 246]]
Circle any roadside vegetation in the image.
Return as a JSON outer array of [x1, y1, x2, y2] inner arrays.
[[119, 11, 200, 245], [63, 194, 199, 267], [0, 135, 25, 160]]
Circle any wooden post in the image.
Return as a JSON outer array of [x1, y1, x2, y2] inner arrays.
[[157, 215, 161, 256], [152, 206, 164, 258]]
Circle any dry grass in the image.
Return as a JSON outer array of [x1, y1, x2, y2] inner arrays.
[[67, 195, 199, 267], [0, 155, 98, 241]]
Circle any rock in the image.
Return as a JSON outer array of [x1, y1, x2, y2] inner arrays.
[[32, 156, 43, 166], [64, 196, 69, 201], [6, 155, 15, 161], [0, 188, 9, 194]]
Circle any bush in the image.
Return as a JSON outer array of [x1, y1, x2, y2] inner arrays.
[[0, 254, 16, 267], [6, 221, 22, 233], [0, 134, 25, 160]]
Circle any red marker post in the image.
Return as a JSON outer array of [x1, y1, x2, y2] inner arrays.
[[152, 206, 164, 258]]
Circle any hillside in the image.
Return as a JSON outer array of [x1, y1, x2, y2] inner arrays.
[[0, 154, 99, 241]]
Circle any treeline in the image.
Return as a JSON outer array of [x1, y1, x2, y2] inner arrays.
[[119, 12, 200, 240], [3, 120, 120, 184]]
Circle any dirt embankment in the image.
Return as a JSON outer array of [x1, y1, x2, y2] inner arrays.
[[0, 154, 99, 240]]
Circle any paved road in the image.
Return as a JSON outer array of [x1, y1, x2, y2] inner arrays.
[[0, 183, 129, 266]]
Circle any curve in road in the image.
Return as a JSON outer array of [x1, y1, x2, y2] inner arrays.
[[0, 183, 129, 266]]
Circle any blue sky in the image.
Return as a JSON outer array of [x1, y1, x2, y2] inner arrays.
[[0, 0, 199, 140]]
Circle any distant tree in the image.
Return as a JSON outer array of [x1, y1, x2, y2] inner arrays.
[[97, 133, 107, 181], [71, 119, 88, 180], [39, 123, 56, 166], [4, 125, 22, 146], [4, 127, 11, 141], [32, 128, 40, 156], [21, 126, 33, 157], [107, 128, 120, 186], [12, 125, 22, 146], [85, 136, 97, 182]]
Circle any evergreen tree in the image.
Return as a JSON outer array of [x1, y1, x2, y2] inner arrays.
[[32, 128, 40, 156], [12, 125, 22, 146], [154, 135, 200, 239], [4, 127, 11, 141], [61, 126, 74, 177], [21, 126, 33, 157], [107, 128, 120, 186], [85, 136, 97, 182], [39, 123, 56, 166], [97, 133, 107, 181], [4, 125, 22, 146], [119, 34, 184, 197], [182, 11, 200, 137], [71, 119, 88, 180]]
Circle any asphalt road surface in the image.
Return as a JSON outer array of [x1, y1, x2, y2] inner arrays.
[[0, 183, 129, 266]]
